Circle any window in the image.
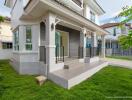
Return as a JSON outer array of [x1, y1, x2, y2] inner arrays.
[[113, 28, 116, 36], [90, 11, 96, 22], [86, 37, 92, 48], [14, 29, 19, 51], [40, 22, 46, 41], [25, 26, 32, 50], [2, 42, 12, 49]]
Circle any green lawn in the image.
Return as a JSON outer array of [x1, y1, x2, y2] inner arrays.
[[107, 55, 132, 61], [0, 60, 132, 100]]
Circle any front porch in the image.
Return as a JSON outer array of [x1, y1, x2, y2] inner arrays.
[[49, 59, 108, 89], [40, 14, 106, 65], [38, 12, 107, 88]]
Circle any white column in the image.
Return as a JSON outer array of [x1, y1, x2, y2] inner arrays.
[[80, 28, 86, 58], [91, 32, 97, 47], [45, 12, 56, 72], [101, 35, 105, 58], [19, 26, 25, 51]]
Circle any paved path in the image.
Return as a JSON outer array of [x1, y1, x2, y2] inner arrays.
[[103, 58, 132, 69]]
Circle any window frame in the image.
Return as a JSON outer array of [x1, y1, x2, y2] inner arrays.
[[25, 25, 32, 51], [90, 11, 96, 23], [2, 42, 12, 49], [13, 28, 19, 51]]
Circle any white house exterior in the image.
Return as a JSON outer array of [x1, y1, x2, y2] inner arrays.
[[5, 0, 108, 88], [0, 17, 13, 59], [101, 23, 132, 56]]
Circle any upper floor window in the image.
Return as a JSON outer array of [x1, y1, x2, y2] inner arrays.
[[90, 11, 95, 22], [14, 28, 19, 51], [72, 0, 82, 7], [25, 26, 32, 50], [113, 28, 116, 36]]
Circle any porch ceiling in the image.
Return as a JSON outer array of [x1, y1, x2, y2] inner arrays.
[[22, 0, 108, 35]]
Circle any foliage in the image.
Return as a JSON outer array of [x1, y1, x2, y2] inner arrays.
[[119, 6, 132, 23], [118, 30, 132, 49], [0, 16, 4, 23], [118, 6, 132, 49], [1, 60, 132, 100]]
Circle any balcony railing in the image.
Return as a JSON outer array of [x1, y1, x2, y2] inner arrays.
[[86, 47, 101, 58], [39, 46, 46, 64], [78, 46, 83, 59], [55, 0, 83, 12], [55, 46, 64, 63], [72, 0, 82, 7]]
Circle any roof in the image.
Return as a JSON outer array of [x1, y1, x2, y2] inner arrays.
[[101, 23, 132, 29]]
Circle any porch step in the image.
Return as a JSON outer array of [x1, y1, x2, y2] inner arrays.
[[49, 60, 108, 89]]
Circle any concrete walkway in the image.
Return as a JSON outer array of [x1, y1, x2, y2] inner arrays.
[[103, 58, 132, 69]]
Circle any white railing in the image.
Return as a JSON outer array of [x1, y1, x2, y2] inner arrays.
[[56, 0, 83, 12]]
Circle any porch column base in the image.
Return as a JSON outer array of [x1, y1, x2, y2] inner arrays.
[[79, 58, 84, 63], [84, 57, 99, 63]]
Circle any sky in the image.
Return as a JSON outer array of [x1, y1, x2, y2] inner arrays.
[[0, 0, 132, 22], [97, 0, 132, 22], [0, 0, 11, 17]]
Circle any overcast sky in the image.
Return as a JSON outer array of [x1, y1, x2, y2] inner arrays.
[[0, 0, 132, 21]]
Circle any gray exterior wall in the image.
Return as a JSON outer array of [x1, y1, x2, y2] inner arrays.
[[56, 25, 80, 57]]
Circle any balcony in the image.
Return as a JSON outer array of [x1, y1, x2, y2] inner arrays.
[[72, 0, 82, 7], [55, 0, 83, 12]]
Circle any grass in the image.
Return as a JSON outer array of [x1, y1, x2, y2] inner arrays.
[[0, 60, 132, 100], [107, 55, 132, 61]]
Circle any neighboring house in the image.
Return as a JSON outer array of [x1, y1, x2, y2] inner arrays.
[[101, 23, 132, 56], [5, 0, 108, 89], [0, 16, 13, 59]]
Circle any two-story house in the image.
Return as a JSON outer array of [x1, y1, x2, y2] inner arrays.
[[0, 16, 13, 59], [5, 0, 108, 89], [101, 23, 132, 56]]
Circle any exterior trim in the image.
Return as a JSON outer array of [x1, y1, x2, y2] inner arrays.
[[24, 0, 108, 35], [93, 0, 105, 13]]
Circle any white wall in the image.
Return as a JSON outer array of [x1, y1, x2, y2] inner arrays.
[[0, 21, 12, 42], [84, 4, 100, 25], [105, 26, 125, 41], [0, 49, 12, 59], [12, 24, 40, 63], [11, 0, 24, 29], [23, 0, 30, 7]]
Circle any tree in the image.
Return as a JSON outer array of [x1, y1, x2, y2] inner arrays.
[[118, 31, 132, 49], [119, 6, 132, 23], [118, 6, 132, 49], [0, 16, 4, 23]]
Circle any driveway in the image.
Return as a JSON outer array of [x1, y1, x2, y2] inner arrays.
[[103, 58, 132, 69]]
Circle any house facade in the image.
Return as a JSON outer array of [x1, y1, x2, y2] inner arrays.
[[5, 0, 108, 88], [101, 23, 132, 56], [0, 16, 13, 59]]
